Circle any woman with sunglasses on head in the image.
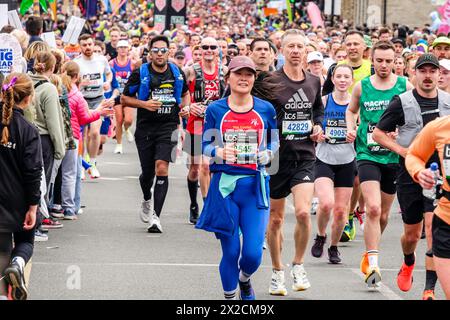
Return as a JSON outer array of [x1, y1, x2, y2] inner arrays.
[[196, 56, 279, 300], [0, 74, 42, 300]]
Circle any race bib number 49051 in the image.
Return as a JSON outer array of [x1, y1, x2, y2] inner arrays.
[[282, 120, 312, 135]]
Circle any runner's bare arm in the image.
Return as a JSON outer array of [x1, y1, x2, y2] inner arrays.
[[372, 128, 407, 158]]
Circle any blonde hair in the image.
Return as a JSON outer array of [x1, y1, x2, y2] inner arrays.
[[24, 41, 50, 61], [33, 51, 56, 74], [1, 73, 34, 144], [48, 74, 63, 95], [51, 48, 66, 74], [61, 61, 80, 91], [11, 29, 30, 50]]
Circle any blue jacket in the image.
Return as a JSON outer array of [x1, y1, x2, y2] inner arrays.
[[195, 96, 279, 238]]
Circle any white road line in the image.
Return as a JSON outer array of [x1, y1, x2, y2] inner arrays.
[[29, 262, 425, 273], [99, 177, 125, 181], [350, 268, 403, 300]]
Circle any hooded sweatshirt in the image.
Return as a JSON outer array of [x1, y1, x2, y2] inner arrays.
[[27, 73, 66, 160]]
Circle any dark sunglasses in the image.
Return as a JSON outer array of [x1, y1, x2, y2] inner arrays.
[[201, 45, 218, 50], [151, 47, 169, 54]]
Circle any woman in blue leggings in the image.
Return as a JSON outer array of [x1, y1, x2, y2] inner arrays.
[[196, 56, 278, 300]]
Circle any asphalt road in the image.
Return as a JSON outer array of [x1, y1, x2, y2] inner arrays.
[[28, 140, 444, 300]]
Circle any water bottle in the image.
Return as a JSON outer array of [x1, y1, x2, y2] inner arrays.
[[422, 162, 442, 201]]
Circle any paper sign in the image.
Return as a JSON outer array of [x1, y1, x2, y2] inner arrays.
[[0, 4, 8, 30], [42, 32, 57, 48], [7, 10, 22, 30], [0, 33, 24, 75], [62, 16, 86, 45]]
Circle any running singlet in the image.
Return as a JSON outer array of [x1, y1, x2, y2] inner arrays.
[[316, 94, 356, 165], [356, 76, 407, 164], [111, 58, 133, 94], [221, 108, 264, 171], [187, 64, 221, 135]]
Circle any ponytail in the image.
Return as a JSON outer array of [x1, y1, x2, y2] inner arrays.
[[0, 73, 34, 144]]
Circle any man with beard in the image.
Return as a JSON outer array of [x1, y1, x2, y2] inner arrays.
[[182, 37, 227, 224], [74, 34, 113, 178], [121, 36, 190, 233]]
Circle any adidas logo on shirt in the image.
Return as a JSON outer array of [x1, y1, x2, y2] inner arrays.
[[285, 88, 313, 110]]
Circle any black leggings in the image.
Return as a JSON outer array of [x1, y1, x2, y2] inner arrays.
[[0, 229, 35, 263]]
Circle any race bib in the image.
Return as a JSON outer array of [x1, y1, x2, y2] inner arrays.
[[152, 89, 176, 114], [367, 122, 388, 154], [282, 120, 312, 136], [325, 118, 347, 144], [224, 130, 258, 165], [444, 144, 450, 183]]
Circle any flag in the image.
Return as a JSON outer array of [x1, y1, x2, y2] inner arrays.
[[19, 0, 34, 15]]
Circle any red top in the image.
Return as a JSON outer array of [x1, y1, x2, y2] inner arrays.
[[186, 63, 221, 135]]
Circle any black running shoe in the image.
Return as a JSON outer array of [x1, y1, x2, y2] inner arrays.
[[189, 204, 199, 225], [328, 246, 342, 264], [4, 261, 28, 300], [239, 279, 255, 300], [311, 234, 327, 258]]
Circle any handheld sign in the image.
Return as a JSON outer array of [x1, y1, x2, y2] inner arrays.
[[62, 16, 86, 45], [42, 32, 57, 48], [0, 5, 8, 30], [7, 10, 22, 30], [0, 33, 24, 75]]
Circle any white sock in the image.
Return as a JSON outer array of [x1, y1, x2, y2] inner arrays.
[[224, 290, 237, 300], [368, 250, 379, 268], [12, 256, 25, 270], [239, 271, 251, 283], [90, 158, 97, 165]]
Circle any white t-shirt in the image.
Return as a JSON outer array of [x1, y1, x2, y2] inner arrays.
[[74, 54, 111, 99]]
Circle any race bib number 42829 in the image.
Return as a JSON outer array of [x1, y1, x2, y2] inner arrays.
[[282, 120, 312, 135]]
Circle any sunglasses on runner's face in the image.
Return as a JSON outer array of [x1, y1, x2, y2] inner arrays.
[[201, 45, 218, 50], [151, 47, 169, 54]]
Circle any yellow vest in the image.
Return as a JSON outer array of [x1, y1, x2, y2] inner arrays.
[[338, 59, 372, 93]]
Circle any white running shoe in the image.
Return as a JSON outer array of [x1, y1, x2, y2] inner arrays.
[[147, 213, 162, 233], [89, 165, 100, 179], [114, 144, 123, 154], [81, 169, 86, 181], [140, 200, 151, 223], [291, 264, 311, 291], [125, 128, 134, 143], [269, 270, 288, 296]]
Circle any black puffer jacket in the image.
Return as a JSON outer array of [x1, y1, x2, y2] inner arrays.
[[0, 106, 42, 233]]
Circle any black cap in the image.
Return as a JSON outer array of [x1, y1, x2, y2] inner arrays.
[[414, 53, 440, 70], [391, 38, 405, 47], [174, 51, 185, 59]]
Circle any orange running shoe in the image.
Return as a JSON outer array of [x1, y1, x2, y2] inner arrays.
[[397, 262, 415, 292], [422, 290, 435, 300], [360, 252, 369, 275]]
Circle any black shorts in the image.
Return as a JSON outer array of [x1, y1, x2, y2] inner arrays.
[[398, 184, 436, 225], [357, 160, 398, 195], [135, 123, 178, 163], [183, 132, 203, 157], [270, 160, 315, 199], [314, 158, 357, 188], [432, 214, 450, 259]]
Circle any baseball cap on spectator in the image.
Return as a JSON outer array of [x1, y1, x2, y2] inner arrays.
[[432, 36, 450, 48], [117, 40, 130, 48], [392, 38, 405, 47], [440, 59, 450, 71], [174, 51, 185, 59], [226, 56, 256, 75], [307, 51, 324, 64], [414, 53, 440, 69]]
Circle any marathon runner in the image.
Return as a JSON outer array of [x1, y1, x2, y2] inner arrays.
[[121, 35, 190, 233], [346, 41, 413, 288], [311, 64, 356, 264], [110, 40, 136, 154], [183, 37, 226, 224], [196, 56, 278, 300], [266, 29, 324, 296], [74, 34, 113, 178], [406, 114, 450, 300], [373, 53, 450, 299]]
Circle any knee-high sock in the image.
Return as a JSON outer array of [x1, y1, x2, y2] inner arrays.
[[187, 178, 199, 207], [154, 176, 169, 217]]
